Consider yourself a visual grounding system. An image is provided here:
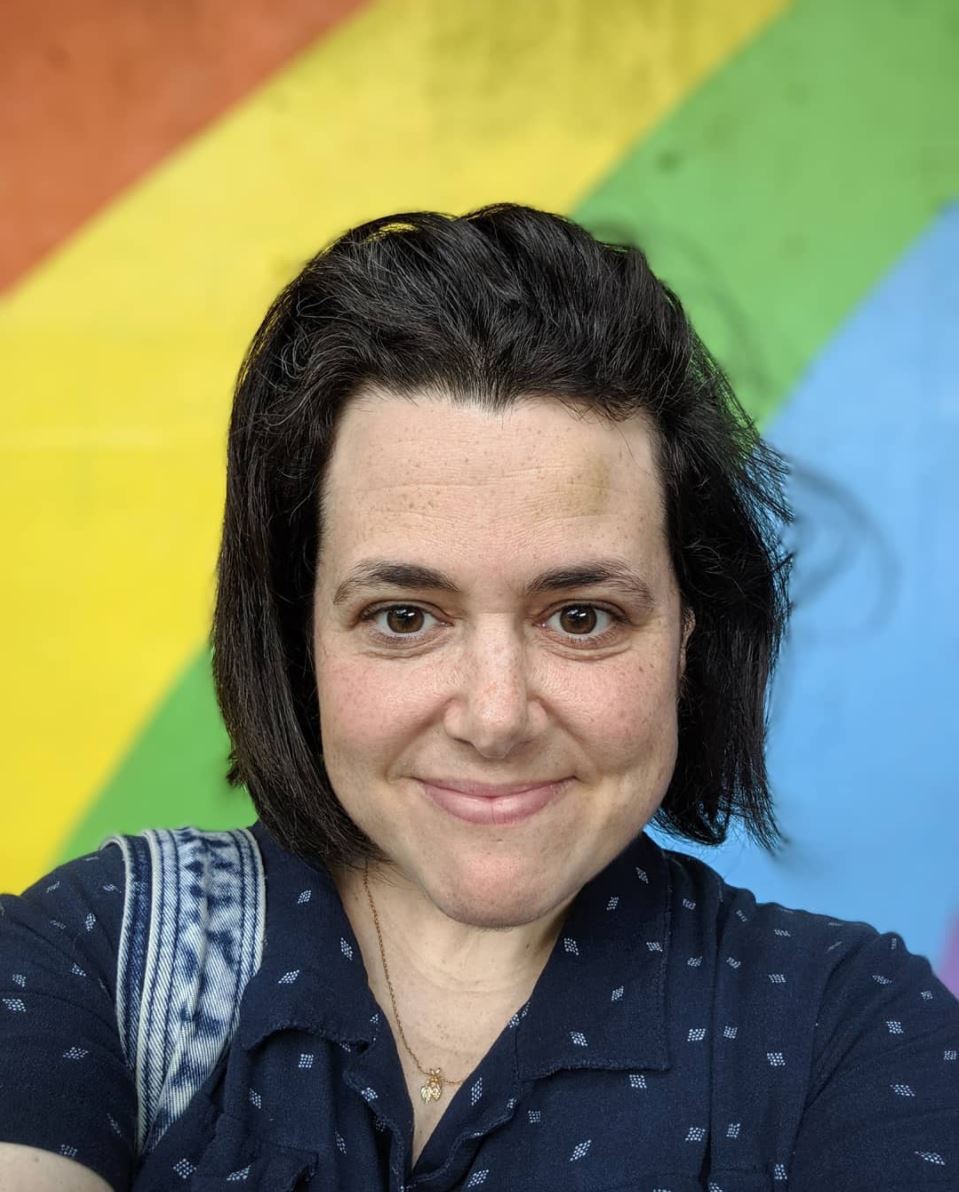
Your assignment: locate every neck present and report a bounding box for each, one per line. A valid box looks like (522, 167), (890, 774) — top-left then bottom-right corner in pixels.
(331, 859), (574, 999)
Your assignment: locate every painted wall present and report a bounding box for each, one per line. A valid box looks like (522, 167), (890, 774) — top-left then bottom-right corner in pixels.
(2, 0), (956, 989)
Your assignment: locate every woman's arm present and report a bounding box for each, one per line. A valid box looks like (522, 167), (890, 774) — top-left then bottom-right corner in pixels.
(0, 1143), (114, 1192)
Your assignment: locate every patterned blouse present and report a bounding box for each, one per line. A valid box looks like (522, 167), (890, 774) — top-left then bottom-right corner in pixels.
(1, 819), (957, 1191)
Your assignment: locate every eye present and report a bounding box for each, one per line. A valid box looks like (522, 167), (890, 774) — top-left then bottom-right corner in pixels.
(545, 604), (625, 645)
(359, 604), (439, 640)
(358, 603), (627, 648)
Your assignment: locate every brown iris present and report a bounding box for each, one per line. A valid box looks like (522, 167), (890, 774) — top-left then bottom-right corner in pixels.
(384, 606), (425, 634)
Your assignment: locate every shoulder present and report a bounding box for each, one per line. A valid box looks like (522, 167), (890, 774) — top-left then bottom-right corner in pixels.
(659, 846), (959, 1182)
(1, 836), (129, 1001)
(661, 842), (914, 979)
(0, 840), (139, 1190)
(661, 844), (959, 1088)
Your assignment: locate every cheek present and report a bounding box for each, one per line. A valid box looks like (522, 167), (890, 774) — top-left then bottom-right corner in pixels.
(315, 652), (427, 762)
(564, 650), (681, 773)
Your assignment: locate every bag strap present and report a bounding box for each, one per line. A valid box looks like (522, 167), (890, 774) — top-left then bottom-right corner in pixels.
(103, 826), (266, 1157)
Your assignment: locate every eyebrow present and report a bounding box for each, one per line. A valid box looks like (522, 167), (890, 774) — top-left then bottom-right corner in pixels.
(331, 557), (656, 608)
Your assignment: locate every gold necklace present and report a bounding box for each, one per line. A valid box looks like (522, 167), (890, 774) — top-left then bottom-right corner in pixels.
(362, 860), (466, 1104)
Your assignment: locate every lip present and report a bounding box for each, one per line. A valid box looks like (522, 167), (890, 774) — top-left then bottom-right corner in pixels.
(416, 778), (573, 826)
(418, 777), (570, 797)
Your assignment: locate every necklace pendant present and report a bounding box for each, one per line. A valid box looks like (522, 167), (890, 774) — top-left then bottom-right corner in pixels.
(420, 1068), (444, 1103)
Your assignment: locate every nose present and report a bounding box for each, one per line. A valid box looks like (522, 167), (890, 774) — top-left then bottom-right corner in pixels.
(442, 621), (540, 759)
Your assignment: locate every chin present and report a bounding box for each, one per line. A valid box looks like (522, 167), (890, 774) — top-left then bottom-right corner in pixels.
(425, 857), (568, 929)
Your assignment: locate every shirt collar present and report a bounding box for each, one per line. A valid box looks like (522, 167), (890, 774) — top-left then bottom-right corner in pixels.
(238, 820), (379, 1050)
(238, 820), (672, 1076)
(513, 828), (671, 1078)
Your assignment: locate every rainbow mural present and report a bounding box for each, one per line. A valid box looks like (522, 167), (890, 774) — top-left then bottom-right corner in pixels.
(2, 0), (957, 991)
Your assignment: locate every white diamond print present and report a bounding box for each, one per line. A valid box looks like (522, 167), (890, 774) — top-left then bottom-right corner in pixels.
(570, 1030), (588, 1046)
(767, 1051), (785, 1067)
(569, 1140), (591, 1161)
(297, 889), (312, 904)
(686, 1125), (706, 1142)
(606, 895), (620, 910)
(563, 937), (579, 955)
(611, 985), (624, 1002)
(687, 1027), (706, 1042)
(628, 1073), (646, 1089)
(277, 969), (300, 984)
(340, 938), (354, 960)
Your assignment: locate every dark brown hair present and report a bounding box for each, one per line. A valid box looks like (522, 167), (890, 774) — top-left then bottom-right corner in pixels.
(211, 202), (793, 870)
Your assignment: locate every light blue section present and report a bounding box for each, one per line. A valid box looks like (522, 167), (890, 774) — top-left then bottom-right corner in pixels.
(654, 205), (959, 969)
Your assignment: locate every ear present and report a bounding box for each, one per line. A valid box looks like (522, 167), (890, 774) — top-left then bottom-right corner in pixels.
(679, 606), (695, 678)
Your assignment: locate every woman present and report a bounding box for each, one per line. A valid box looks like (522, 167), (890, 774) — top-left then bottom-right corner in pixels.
(2, 203), (957, 1191)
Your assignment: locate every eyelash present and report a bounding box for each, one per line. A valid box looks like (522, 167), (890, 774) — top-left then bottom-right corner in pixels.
(357, 603), (628, 650)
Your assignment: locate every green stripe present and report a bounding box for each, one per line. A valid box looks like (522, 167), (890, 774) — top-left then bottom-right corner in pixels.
(574, 0), (959, 425)
(59, 0), (959, 859)
(57, 652), (253, 860)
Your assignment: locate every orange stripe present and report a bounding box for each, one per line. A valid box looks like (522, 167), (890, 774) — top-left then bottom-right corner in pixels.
(0, 0), (369, 294)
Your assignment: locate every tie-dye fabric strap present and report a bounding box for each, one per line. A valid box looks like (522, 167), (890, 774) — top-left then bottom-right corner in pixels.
(104, 826), (265, 1157)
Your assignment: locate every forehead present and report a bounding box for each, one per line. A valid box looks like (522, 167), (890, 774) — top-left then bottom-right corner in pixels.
(320, 392), (666, 566)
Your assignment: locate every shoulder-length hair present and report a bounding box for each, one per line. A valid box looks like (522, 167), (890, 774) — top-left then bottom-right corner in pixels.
(211, 202), (793, 870)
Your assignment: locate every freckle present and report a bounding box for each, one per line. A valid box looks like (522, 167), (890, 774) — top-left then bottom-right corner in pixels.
(562, 458), (611, 518)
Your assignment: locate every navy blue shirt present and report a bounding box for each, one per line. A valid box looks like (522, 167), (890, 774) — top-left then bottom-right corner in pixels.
(2, 819), (958, 1190)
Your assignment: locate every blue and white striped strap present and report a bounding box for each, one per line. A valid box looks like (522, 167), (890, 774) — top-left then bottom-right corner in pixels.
(103, 826), (265, 1156)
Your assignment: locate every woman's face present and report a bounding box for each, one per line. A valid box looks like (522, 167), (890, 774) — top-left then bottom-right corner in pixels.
(312, 391), (692, 929)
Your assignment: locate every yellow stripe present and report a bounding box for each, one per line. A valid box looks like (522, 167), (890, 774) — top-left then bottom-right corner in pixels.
(0, 0), (787, 891)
